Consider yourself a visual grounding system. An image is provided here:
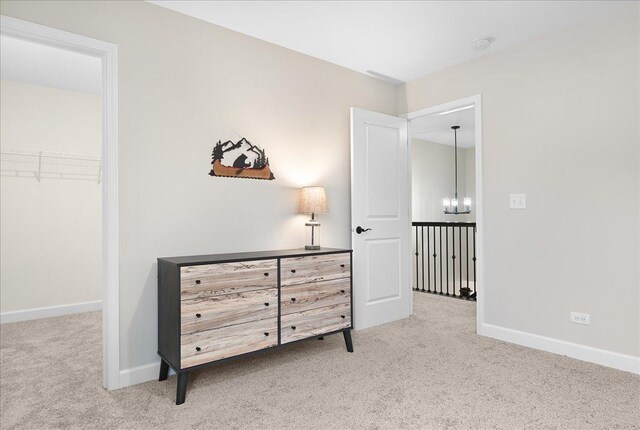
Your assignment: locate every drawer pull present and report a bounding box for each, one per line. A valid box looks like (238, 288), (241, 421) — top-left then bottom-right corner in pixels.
(195, 313), (201, 318)
(264, 272), (269, 277)
(195, 280), (201, 285)
(291, 298), (296, 302)
(264, 302), (270, 307)
(340, 289), (346, 293)
(291, 326), (296, 330)
(291, 269), (296, 273)
(341, 315), (346, 319)
(264, 332), (270, 336)
(340, 264), (345, 268)
(195, 347), (201, 352)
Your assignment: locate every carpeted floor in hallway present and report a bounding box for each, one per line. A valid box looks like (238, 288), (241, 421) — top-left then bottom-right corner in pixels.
(1, 292), (638, 429)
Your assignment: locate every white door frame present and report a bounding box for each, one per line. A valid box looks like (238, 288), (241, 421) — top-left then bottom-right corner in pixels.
(1, 15), (120, 390)
(403, 94), (484, 334)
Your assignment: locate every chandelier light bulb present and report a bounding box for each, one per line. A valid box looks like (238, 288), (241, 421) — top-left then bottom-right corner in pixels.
(463, 197), (471, 207)
(452, 199), (458, 208)
(443, 198), (451, 208)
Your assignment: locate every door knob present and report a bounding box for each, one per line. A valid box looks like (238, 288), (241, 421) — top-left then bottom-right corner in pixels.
(355, 226), (371, 234)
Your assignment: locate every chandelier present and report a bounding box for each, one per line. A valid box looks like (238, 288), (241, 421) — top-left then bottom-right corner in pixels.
(442, 125), (471, 215)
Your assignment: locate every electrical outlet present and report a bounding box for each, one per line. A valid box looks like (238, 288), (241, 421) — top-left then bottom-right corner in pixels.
(510, 194), (526, 209)
(570, 312), (590, 325)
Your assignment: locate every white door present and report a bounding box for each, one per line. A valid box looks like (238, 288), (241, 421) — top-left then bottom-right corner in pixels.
(350, 108), (411, 330)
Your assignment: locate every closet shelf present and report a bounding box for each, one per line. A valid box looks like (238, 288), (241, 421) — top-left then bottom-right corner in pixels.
(0, 149), (102, 183)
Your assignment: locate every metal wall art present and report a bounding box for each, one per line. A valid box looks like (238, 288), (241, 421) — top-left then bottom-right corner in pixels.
(209, 137), (275, 180)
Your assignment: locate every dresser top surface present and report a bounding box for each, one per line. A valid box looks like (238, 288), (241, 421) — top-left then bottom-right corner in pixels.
(158, 248), (352, 266)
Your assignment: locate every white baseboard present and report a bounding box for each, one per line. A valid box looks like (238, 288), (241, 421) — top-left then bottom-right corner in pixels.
(479, 322), (640, 375)
(117, 325), (639, 389)
(0, 300), (102, 324)
(119, 360), (175, 388)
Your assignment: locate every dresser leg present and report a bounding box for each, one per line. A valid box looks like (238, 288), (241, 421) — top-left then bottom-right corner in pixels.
(159, 359), (169, 381)
(343, 329), (354, 353)
(176, 372), (189, 405)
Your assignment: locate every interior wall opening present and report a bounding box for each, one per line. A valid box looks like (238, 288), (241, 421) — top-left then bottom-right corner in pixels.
(409, 104), (478, 301)
(0, 34), (104, 369)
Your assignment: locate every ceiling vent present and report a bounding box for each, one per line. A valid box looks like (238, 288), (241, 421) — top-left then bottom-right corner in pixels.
(366, 70), (405, 86)
(472, 36), (495, 51)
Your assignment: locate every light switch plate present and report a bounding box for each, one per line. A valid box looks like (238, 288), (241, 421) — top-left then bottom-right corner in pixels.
(510, 194), (526, 209)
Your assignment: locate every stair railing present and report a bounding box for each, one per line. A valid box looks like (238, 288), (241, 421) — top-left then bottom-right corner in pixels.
(412, 221), (477, 300)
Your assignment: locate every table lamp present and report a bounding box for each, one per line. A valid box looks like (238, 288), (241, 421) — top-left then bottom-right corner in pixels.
(298, 186), (328, 250)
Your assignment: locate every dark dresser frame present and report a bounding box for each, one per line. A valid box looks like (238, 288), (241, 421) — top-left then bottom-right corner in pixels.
(158, 248), (353, 404)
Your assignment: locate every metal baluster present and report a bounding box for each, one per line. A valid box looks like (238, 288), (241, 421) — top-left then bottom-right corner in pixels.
(466, 226), (470, 296)
(459, 226), (463, 299)
(451, 227), (456, 297)
(446, 226), (449, 296)
(432, 226), (437, 294)
(473, 226), (477, 300)
(421, 226), (425, 292)
(414, 227), (419, 291)
(439, 226), (443, 294)
(426, 226), (430, 292)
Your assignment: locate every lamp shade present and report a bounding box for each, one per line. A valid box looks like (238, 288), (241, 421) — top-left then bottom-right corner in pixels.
(298, 186), (328, 214)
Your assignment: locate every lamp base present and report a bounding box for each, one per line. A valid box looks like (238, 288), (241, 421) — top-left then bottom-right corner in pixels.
(305, 245), (321, 250)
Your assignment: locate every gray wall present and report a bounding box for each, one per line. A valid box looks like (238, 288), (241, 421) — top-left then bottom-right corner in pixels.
(400, 5), (639, 358)
(0, 1), (397, 372)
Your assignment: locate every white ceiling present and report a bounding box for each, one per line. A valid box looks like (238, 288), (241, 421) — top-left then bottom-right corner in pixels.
(0, 35), (102, 95)
(149, 1), (622, 82)
(412, 107), (475, 148)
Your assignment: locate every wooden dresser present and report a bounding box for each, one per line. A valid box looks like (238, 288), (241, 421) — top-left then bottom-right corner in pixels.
(157, 248), (353, 404)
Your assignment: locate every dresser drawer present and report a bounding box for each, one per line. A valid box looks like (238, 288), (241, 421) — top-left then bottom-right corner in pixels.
(280, 253), (350, 286)
(181, 317), (277, 368)
(280, 303), (351, 344)
(181, 288), (277, 335)
(280, 278), (350, 316)
(180, 260), (277, 300)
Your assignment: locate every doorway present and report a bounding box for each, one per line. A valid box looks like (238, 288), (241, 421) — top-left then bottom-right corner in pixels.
(350, 95), (483, 333)
(0, 16), (119, 390)
(410, 104), (477, 298)
(406, 95), (484, 332)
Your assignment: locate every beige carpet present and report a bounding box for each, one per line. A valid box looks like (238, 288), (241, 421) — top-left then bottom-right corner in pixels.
(1, 292), (638, 429)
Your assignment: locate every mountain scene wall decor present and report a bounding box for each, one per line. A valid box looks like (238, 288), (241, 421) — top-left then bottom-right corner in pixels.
(209, 138), (275, 180)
